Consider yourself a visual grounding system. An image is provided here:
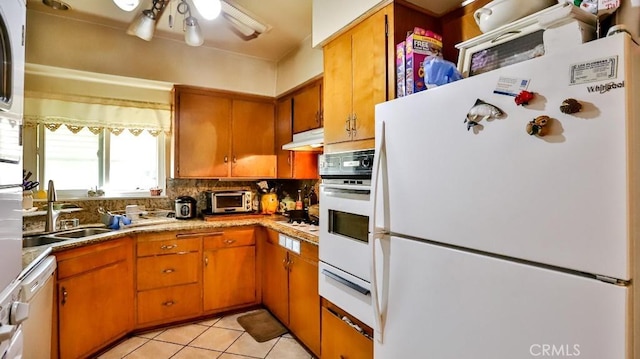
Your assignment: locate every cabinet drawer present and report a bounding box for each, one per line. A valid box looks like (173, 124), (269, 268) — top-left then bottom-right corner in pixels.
(57, 237), (132, 280)
(321, 306), (373, 359)
(137, 283), (201, 325)
(204, 228), (255, 250)
(137, 236), (200, 257)
(137, 252), (200, 291)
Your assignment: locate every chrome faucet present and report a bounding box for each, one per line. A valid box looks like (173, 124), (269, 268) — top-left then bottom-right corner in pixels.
(44, 180), (59, 232)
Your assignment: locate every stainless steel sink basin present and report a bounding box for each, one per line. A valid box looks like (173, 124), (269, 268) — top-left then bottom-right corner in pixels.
(50, 228), (112, 239)
(23, 235), (69, 248)
(23, 228), (113, 248)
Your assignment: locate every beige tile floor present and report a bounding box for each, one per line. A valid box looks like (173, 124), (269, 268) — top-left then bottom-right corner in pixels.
(98, 310), (315, 359)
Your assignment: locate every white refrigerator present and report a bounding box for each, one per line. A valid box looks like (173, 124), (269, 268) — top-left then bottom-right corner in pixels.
(371, 33), (638, 359)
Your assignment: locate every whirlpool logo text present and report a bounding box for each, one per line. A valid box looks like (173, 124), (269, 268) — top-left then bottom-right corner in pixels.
(587, 81), (625, 94)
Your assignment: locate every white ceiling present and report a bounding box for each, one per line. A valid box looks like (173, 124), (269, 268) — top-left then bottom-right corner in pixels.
(26, 0), (467, 62)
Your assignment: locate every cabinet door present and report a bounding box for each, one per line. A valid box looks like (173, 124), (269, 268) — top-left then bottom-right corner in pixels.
(203, 245), (257, 311)
(276, 97), (293, 179)
(321, 307), (373, 359)
(276, 98), (319, 179)
(231, 99), (276, 177)
(174, 90), (231, 178)
(261, 233), (290, 325)
(323, 32), (354, 145)
(58, 260), (133, 359)
(351, 7), (388, 142)
(289, 253), (320, 357)
(292, 82), (322, 133)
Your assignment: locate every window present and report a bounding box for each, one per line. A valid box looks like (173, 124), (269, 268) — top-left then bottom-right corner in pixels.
(28, 124), (166, 198)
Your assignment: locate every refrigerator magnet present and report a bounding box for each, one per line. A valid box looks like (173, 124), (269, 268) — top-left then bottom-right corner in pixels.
(560, 98), (582, 114)
(526, 116), (551, 137)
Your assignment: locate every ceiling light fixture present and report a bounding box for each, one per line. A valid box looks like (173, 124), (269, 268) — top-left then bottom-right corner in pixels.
(177, 0), (204, 46)
(192, 0), (222, 20)
(42, 0), (70, 11)
(123, 0), (269, 45)
(113, 0), (140, 12)
(126, 0), (168, 41)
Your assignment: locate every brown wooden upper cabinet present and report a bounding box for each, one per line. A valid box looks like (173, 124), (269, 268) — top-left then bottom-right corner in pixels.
(292, 80), (322, 134)
(323, 1), (439, 153)
(173, 86), (276, 179)
(275, 79), (321, 179)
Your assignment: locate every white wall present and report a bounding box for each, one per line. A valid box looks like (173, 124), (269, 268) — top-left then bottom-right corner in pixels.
(275, 35), (323, 95)
(312, 0), (386, 47)
(26, 10), (277, 97)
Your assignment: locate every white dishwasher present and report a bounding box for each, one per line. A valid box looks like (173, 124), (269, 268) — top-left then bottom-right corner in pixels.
(20, 256), (56, 359)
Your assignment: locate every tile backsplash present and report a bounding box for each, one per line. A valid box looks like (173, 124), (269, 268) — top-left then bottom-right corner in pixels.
(24, 178), (319, 232)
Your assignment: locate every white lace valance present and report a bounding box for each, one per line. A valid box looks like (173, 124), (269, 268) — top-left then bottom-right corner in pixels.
(24, 92), (172, 135)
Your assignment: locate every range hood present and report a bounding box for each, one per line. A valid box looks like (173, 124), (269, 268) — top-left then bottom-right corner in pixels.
(282, 128), (324, 151)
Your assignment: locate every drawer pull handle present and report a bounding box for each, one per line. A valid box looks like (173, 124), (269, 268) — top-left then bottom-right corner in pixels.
(204, 256), (209, 266)
(160, 244), (177, 250)
(163, 300), (175, 307)
(223, 239), (236, 245)
(162, 268), (175, 274)
(322, 269), (370, 295)
(61, 287), (68, 305)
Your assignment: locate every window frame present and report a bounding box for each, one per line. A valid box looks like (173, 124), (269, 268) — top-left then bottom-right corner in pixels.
(24, 124), (167, 199)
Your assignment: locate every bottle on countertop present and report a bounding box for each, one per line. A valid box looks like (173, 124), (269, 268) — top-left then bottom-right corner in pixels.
(295, 189), (303, 210)
(308, 187), (318, 205)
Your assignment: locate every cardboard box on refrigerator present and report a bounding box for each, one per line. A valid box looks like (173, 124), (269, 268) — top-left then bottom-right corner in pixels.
(405, 28), (442, 95)
(396, 41), (406, 97)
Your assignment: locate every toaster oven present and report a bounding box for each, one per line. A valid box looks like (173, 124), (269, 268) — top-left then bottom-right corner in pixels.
(205, 190), (253, 214)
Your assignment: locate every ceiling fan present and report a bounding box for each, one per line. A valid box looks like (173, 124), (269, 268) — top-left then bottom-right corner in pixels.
(114, 0), (270, 46)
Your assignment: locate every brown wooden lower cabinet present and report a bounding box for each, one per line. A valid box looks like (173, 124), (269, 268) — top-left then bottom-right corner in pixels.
(321, 305), (373, 359)
(56, 237), (134, 359)
(135, 232), (203, 327)
(52, 226), (320, 358)
(137, 283), (202, 324)
(261, 228), (320, 356)
(203, 227), (258, 312)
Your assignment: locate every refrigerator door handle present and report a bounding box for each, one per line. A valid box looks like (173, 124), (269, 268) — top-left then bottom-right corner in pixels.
(321, 269), (371, 295)
(371, 120), (388, 343)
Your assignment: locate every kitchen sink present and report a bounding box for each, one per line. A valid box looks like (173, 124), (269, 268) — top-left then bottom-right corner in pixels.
(22, 235), (69, 248)
(50, 228), (112, 239)
(23, 228), (113, 248)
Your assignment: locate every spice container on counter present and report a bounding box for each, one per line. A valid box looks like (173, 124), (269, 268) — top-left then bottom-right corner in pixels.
(295, 189), (303, 210)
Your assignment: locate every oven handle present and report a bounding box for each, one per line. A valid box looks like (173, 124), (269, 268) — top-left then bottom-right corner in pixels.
(321, 185), (371, 196)
(321, 269), (371, 295)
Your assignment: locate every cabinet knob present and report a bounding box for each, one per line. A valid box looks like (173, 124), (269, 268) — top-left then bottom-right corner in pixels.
(162, 268), (175, 274)
(233, 156), (237, 164)
(61, 287), (68, 305)
(204, 256), (209, 266)
(162, 300), (175, 307)
(160, 244), (177, 250)
(282, 257), (288, 269)
(223, 239), (236, 245)
(224, 156), (228, 163)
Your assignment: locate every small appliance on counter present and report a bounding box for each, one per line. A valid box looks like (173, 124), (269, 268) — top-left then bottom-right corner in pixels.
(204, 190), (253, 214)
(175, 196), (197, 219)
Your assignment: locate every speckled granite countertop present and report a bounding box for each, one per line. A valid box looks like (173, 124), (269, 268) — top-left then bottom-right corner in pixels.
(22, 215), (318, 271)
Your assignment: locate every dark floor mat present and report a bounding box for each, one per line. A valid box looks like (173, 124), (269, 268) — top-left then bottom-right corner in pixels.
(237, 309), (288, 343)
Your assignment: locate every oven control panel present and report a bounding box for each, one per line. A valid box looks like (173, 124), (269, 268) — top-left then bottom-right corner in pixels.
(319, 149), (374, 179)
